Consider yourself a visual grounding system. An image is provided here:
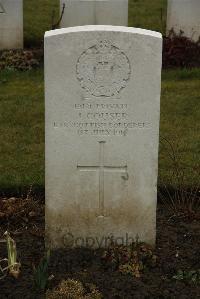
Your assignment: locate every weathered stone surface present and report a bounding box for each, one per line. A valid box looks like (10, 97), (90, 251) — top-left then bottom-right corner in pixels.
(0, 0), (23, 49)
(167, 0), (200, 41)
(45, 26), (162, 248)
(60, 0), (128, 27)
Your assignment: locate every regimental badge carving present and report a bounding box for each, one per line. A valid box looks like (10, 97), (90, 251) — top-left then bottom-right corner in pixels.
(76, 40), (131, 98)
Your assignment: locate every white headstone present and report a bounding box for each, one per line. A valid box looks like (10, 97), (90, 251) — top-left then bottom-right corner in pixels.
(60, 0), (128, 27)
(45, 26), (162, 249)
(167, 0), (200, 41)
(0, 0), (23, 50)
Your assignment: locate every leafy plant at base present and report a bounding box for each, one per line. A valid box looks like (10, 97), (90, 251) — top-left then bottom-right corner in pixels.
(0, 231), (21, 279)
(163, 30), (200, 69)
(33, 249), (51, 290)
(101, 240), (156, 278)
(46, 279), (102, 299)
(0, 49), (40, 71)
(173, 269), (200, 285)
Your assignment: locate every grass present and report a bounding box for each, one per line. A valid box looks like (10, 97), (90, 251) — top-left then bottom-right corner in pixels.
(129, 0), (167, 35)
(24, 0), (59, 47)
(0, 70), (44, 195)
(159, 68), (200, 187)
(0, 68), (199, 194)
(23, 0), (167, 47)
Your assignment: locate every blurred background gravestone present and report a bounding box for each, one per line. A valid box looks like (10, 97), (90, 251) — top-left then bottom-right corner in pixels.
(60, 0), (128, 27)
(166, 0), (200, 41)
(0, 0), (23, 49)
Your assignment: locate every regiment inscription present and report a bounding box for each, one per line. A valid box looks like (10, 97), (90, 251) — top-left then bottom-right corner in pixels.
(53, 102), (150, 136)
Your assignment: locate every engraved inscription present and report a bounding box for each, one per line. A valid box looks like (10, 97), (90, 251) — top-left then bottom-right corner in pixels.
(76, 40), (131, 98)
(0, 2), (5, 13)
(77, 141), (128, 216)
(53, 102), (150, 136)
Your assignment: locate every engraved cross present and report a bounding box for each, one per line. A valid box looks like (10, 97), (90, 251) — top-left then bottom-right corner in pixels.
(77, 141), (128, 217)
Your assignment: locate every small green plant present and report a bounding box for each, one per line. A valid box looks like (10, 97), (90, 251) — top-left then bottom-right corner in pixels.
(101, 240), (156, 278)
(33, 249), (51, 290)
(0, 231), (21, 279)
(159, 137), (200, 219)
(173, 269), (200, 285)
(51, 3), (65, 30)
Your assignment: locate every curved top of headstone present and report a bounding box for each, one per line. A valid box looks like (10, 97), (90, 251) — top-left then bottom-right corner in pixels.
(45, 25), (162, 39)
